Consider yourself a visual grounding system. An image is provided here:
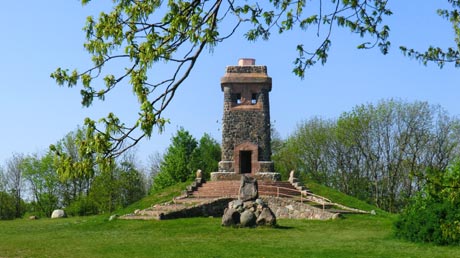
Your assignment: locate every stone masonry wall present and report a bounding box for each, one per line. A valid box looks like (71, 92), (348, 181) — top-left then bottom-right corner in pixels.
(221, 108), (271, 162)
(261, 197), (340, 220)
(226, 65), (267, 74)
(164, 197), (338, 220)
(221, 85), (271, 163)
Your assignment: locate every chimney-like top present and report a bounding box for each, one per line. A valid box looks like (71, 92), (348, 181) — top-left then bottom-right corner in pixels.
(238, 58), (256, 66)
(224, 58), (267, 75)
(221, 58), (271, 88)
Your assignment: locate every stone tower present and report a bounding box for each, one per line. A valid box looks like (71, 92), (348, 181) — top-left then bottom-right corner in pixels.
(211, 58), (280, 181)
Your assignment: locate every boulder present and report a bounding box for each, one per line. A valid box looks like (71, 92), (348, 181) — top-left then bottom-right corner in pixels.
(51, 209), (66, 219)
(239, 175), (258, 201)
(240, 210), (256, 227)
(256, 207), (277, 226)
(222, 208), (240, 226)
(229, 200), (244, 211)
(255, 198), (265, 207)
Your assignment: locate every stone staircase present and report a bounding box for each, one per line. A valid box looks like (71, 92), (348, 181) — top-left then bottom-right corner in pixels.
(188, 180), (306, 199)
(120, 177), (371, 221)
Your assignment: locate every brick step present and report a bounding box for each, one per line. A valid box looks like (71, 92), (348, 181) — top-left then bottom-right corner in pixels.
(189, 180), (303, 199)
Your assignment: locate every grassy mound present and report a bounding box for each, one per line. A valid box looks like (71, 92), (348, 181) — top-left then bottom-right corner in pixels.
(306, 181), (388, 216)
(1, 182), (459, 257)
(115, 181), (190, 216)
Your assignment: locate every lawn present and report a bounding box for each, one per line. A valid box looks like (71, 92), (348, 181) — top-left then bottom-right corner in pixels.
(1, 183), (459, 258)
(1, 214), (460, 258)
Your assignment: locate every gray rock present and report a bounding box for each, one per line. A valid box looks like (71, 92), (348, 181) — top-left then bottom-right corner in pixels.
(230, 200), (243, 210)
(255, 198), (265, 206)
(222, 208), (240, 226)
(51, 209), (66, 219)
(256, 207), (276, 226)
(243, 201), (255, 210)
(109, 214), (119, 221)
(240, 210), (256, 227)
(239, 175), (258, 201)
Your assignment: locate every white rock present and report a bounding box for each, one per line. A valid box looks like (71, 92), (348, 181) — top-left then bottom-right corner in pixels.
(51, 209), (66, 219)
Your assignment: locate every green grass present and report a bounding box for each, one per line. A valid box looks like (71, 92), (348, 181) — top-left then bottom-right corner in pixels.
(1, 183), (459, 258)
(305, 181), (389, 216)
(115, 181), (190, 215)
(1, 215), (459, 258)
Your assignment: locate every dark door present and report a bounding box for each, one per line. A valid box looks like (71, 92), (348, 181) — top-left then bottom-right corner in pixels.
(240, 151), (252, 174)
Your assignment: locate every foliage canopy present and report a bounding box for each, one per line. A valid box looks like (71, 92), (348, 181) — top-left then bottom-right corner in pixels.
(152, 128), (220, 190)
(50, 0), (394, 169)
(273, 99), (460, 212)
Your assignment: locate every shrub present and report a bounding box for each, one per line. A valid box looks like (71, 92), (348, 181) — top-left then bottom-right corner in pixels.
(65, 196), (99, 216)
(395, 161), (460, 245)
(0, 191), (16, 220)
(395, 196), (460, 245)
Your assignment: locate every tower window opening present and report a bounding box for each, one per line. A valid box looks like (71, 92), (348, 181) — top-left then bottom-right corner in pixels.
(251, 93), (257, 104)
(236, 93), (242, 104)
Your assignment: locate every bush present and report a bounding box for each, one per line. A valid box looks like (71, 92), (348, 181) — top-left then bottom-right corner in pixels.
(395, 161), (460, 245)
(65, 196), (99, 216)
(395, 196), (460, 245)
(0, 191), (16, 220)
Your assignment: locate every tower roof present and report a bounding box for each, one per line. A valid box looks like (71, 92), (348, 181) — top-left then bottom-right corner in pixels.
(221, 58), (272, 90)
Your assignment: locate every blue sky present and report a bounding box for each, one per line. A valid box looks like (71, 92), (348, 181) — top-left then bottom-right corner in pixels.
(1, 1), (459, 166)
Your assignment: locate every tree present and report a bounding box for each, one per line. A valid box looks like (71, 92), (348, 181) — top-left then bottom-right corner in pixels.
(118, 160), (147, 207)
(0, 166), (5, 192)
(0, 192), (16, 220)
(82, 149), (147, 214)
(0, 166), (16, 220)
(4, 153), (26, 218)
(22, 153), (62, 218)
(273, 99), (460, 212)
(152, 129), (220, 190)
(153, 128), (198, 190)
(190, 133), (221, 180)
(50, 0), (392, 169)
(146, 151), (163, 192)
(273, 117), (337, 182)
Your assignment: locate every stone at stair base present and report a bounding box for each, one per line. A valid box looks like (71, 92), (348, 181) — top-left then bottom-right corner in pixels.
(221, 199), (277, 227)
(120, 198), (234, 220)
(262, 197), (340, 220)
(210, 172), (281, 182)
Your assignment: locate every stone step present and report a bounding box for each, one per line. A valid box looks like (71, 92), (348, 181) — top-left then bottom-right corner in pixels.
(189, 180), (304, 199)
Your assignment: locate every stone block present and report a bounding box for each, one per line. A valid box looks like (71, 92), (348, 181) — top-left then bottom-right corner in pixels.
(239, 175), (258, 201)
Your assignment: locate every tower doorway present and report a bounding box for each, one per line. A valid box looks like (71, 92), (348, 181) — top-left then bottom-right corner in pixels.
(240, 151), (252, 174)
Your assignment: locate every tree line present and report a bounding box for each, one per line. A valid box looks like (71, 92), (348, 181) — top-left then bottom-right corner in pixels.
(273, 99), (460, 212)
(0, 147), (147, 219)
(0, 127), (221, 220)
(1, 99), (459, 226)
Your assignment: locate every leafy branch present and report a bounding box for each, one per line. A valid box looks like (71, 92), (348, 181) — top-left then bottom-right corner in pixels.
(51, 0), (392, 177)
